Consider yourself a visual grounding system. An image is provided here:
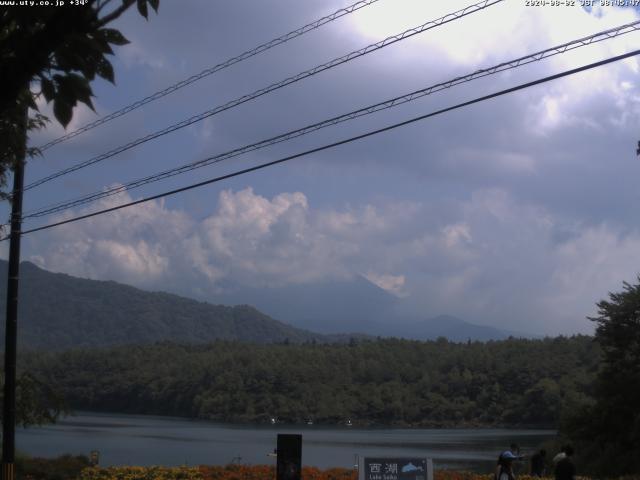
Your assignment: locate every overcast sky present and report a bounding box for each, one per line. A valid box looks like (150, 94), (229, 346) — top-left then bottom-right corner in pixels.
(6, 0), (640, 335)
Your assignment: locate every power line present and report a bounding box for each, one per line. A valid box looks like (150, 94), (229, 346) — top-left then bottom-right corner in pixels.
(12, 48), (640, 240)
(22, 0), (504, 193)
(35, 0), (382, 152)
(22, 19), (640, 219)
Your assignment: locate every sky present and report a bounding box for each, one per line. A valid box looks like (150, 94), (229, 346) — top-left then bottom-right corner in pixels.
(5, 0), (640, 336)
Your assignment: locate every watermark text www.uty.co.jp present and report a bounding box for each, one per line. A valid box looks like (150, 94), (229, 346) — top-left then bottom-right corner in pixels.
(0, 0), (87, 6)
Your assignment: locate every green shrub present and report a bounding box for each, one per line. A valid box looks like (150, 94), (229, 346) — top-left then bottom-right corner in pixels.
(16, 453), (91, 480)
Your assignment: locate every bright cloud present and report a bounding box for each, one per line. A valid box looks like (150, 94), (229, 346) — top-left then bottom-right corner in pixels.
(22, 186), (640, 336)
(9, 0), (640, 339)
(364, 271), (407, 297)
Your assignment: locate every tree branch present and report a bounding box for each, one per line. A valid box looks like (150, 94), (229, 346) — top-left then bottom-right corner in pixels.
(96, 0), (136, 28)
(96, 0), (117, 16)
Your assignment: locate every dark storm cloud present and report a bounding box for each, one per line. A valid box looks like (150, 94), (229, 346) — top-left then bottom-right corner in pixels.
(15, 1), (640, 336)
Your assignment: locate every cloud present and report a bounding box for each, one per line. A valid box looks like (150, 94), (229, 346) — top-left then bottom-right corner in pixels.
(543, 223), (640, 328)
(22, 185), (640, 336)
(26, 187), (367, 292)
(442, 222), (472, 248)
(410, 189), (640, 334)
(364, 272), (408, 297)
(27, 188), (192, 287)
(195, 187), (346, 287)
(116, 40), (167, 71)
(13, 1), (640, 339)
(24, 187), (425, 295)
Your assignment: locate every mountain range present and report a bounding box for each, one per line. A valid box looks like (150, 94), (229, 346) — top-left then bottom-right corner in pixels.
(209, 275), (523, 341)
(0, 261), (327, 349)
(0, 260), (526, 350)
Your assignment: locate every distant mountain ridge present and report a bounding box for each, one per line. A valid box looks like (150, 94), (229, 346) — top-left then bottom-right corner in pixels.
(209, 274), (398, 334)
(210, 277), (532, 341)
(0, 261), (333, 350)
(402, 314), (515, 342)
(0, 260), (529, 350)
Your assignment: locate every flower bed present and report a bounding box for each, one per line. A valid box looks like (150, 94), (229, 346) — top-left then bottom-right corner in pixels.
(79, 465), (203, 480)
(77, 465), (619, 480)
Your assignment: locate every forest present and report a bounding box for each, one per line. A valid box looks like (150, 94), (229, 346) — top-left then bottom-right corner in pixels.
(20, 335), (598, 428)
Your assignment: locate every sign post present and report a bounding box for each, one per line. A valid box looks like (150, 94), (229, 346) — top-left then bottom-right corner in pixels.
(358, 457), (433, 480)
(276, 434), (302, 480)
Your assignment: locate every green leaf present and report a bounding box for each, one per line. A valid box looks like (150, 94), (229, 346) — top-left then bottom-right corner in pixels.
(27, 112), (49, 132)
(100, 28), (130, 46)
(56, 73), (96, 113)
(54, 48), (75, 71)
(137, 0), (148, 19)
(53, 98), (73, 128)
(96, 58), (115, 84)
(148, 0), (159, 12)
(40, 77), (55, 102)
(60, 73), (91, 99)
(88, 35), (114, 55)
(81, 95), (95, 112)
(25, 93), (37, 110)
(77, 50), (105, 82)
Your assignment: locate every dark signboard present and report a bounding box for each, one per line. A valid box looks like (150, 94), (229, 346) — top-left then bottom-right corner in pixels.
(277, 434), (302, 480)
(361, 458), (431, 480)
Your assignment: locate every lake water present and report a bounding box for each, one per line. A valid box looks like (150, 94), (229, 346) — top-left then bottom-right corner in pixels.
(17, 412), (555, 472)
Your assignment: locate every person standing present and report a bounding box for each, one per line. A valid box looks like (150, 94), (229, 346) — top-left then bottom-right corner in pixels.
(530, 449), (546, 477)
(554, 445), (576, 480)
(553, 445), (567, 465)
(501, 443), (523, 459)
(496, 451), (518, 480)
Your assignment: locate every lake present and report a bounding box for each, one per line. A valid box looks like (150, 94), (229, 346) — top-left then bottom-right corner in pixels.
(17, 412), (555, 472)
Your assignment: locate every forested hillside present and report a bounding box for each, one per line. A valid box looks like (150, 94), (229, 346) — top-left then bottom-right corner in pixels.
(0, 261), (516, 346)
(0, 261), (330, 348)
(22, 336), (599, 428)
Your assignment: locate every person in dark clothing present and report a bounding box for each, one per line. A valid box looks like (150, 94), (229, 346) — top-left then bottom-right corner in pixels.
(530, 449), (546, 477)
(500, 443), (524, 475)
(554, 445), (576, 480)
(501, 443), (522, 459)
(496, 452), (517, 480)
(553, 445), (568, 465)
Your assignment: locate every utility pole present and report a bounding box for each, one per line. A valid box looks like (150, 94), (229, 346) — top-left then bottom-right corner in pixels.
(2, 106), (27, 480)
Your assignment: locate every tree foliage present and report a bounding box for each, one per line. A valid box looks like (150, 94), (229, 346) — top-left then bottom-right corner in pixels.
(21, 336), (599, 428)
(0, 0), (160, 426)
(0, 372), (67, 427)
(0, 261), (328, 349)
(16, 454), (90, 480)
(0, 0), (159, 196)
(562, 278), (640, 476)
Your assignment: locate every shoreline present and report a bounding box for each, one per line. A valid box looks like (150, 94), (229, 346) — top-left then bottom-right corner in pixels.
(61, 410), (559, 432)
(18, 411), (556, 471)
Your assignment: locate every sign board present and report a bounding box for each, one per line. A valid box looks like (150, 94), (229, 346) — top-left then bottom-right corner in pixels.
(276, 434), (302, 480)
(358, 457), (433, 480)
